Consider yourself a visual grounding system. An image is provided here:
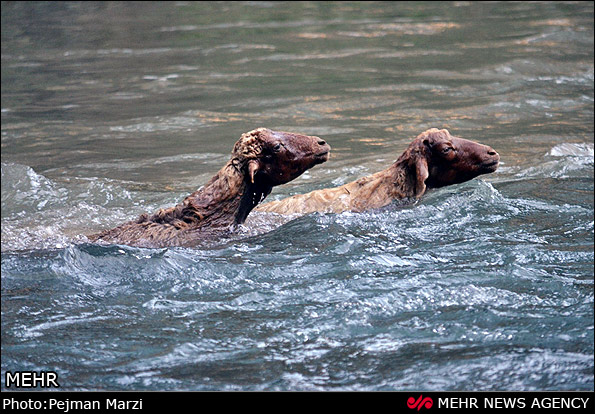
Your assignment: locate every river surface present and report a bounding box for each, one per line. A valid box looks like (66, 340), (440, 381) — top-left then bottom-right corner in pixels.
(1, 2), (593, 391)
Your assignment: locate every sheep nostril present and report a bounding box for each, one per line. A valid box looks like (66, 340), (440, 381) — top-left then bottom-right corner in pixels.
(488, 149), (497, 156)
(317, 139), (327, 146)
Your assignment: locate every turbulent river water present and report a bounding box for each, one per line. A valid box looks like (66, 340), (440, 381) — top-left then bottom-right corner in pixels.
(1, 2), (593, 390)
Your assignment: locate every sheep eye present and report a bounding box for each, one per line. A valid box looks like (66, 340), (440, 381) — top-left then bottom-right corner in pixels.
(442, 146), (453, 154)
(272, 143), (282, 152)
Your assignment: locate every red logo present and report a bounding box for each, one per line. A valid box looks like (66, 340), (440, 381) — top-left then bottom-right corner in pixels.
(407, 395), (433, 410)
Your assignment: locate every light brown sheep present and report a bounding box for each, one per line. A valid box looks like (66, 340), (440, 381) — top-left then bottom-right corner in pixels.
(255, 128), (499, 215)
(89, 128), (330, 247)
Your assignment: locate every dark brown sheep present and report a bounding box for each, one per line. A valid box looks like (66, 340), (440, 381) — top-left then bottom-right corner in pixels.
(90, 128), (330, 247)
(255, 128), (499, 215)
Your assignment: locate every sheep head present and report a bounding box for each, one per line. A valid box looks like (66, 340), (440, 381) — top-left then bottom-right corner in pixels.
(231, 127), (330, 225)
(233, 127), (331, 186)
(407, 128), (500, 197)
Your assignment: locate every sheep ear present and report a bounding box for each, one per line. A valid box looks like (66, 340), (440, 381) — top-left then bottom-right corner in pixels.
(247, 160), (260, 184)
(414, 157), (429, 198)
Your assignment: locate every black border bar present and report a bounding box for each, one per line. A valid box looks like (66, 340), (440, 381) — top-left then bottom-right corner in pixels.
(1, 391), (593, 412)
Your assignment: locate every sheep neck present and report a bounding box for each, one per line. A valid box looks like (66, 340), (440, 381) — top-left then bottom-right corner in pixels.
(179, 158), (271, 229)
(343, 160), (416, 207)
